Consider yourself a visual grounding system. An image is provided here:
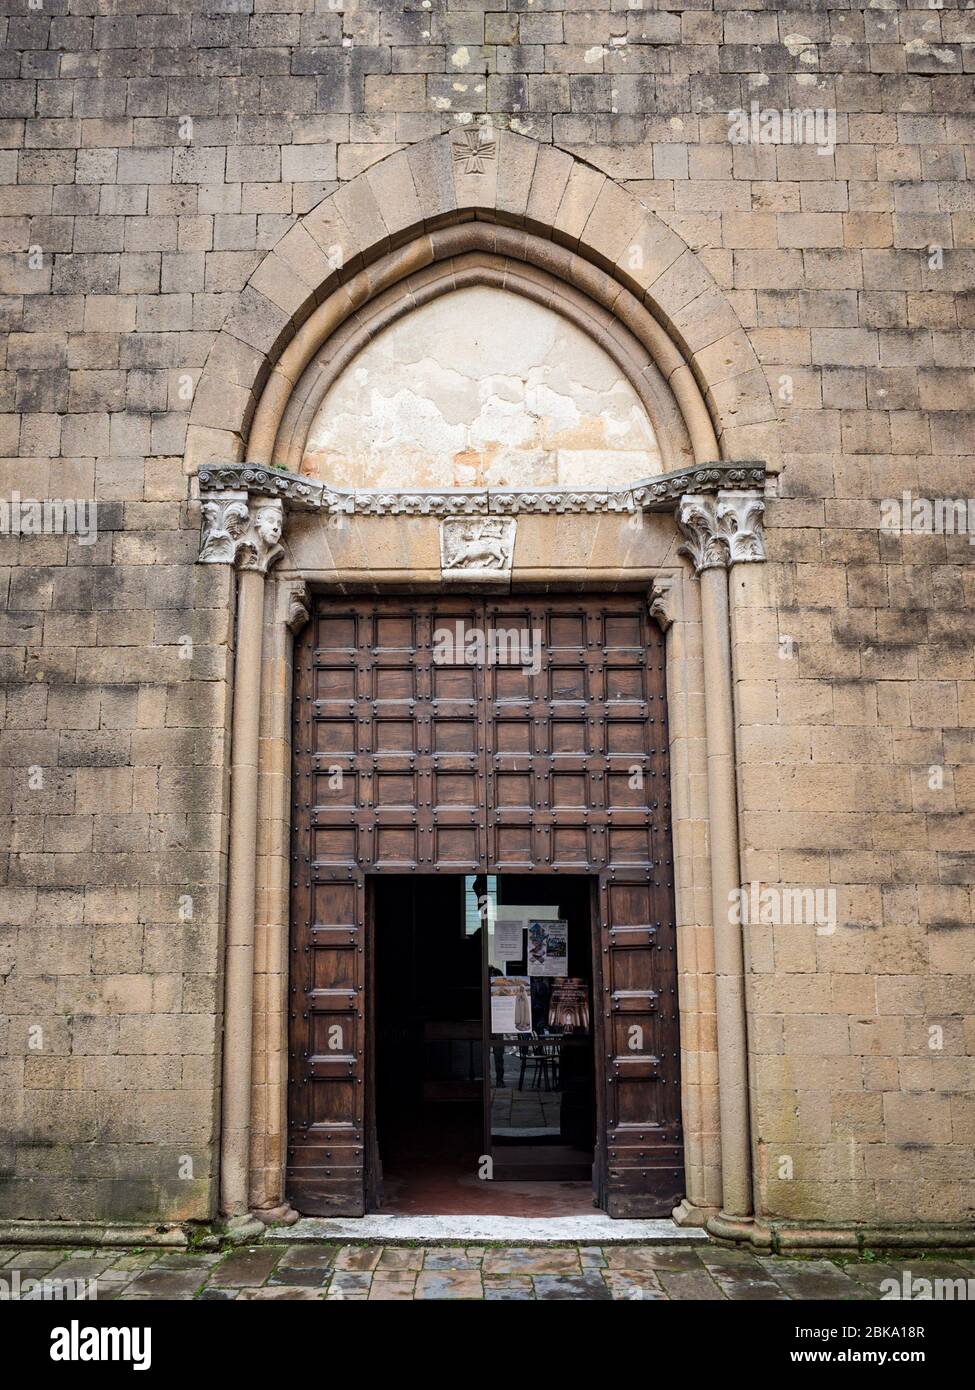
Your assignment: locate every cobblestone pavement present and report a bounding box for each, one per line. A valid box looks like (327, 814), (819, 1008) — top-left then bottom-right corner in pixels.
(2, 1244), (973, 1301)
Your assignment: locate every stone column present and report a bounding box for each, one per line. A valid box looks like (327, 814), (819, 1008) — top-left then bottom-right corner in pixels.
(650, 572), (722, 1223)
(676, 489), (765, 1224)
(251, 578), (311, 1219)
(198, 491), (284, 1220)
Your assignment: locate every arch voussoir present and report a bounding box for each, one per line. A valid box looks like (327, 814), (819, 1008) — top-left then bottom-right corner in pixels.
(186, 131), (778, 478)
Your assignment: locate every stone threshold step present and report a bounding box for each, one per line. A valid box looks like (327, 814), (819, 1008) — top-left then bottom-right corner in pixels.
(269, 1215), (708, 1245)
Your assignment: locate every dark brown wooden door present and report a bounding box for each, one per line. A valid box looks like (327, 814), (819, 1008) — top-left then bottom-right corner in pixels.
(288, 595), (682, 1217)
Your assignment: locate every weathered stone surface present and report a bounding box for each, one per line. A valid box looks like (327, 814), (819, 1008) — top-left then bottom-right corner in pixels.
(0, 1242), (951, 1301)
(1, 4), (971, 1241)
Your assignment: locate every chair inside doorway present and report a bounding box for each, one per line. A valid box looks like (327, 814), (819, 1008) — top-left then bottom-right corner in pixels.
(372, 874), (597, 1216)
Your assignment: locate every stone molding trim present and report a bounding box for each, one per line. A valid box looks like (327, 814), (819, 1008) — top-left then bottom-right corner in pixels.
(198, 491), (285, 574)
(633, 465), (766, 513)
(185, 132), (780, 477)
(196, 461), (768, 535)
(677, 490), (766, 575)
(705, 1213), (975, 1255)
(198, 464), (330, 510)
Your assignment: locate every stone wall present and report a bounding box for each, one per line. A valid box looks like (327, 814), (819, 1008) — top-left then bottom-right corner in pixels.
(0, 1), (972, 1229)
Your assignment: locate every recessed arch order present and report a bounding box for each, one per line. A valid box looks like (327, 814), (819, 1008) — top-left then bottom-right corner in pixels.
(186, 130), (778, 482)
(192, 131), (780, 1247)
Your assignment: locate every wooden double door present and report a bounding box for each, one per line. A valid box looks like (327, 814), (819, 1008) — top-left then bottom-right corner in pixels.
(287, 594), (684, 1217)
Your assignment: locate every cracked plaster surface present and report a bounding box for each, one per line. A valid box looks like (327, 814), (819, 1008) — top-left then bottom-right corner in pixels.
(302, 286), (663, 491)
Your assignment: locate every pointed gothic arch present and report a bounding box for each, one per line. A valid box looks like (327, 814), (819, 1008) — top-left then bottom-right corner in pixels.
(186, 131), (778, 482)
(190, 132), (778, 1243)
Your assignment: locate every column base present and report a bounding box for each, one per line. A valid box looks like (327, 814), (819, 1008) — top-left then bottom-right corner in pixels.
(672, 1198), (719, 1228)
(251, 1202), (300, 1227)
(704, 1213), (975, 1254)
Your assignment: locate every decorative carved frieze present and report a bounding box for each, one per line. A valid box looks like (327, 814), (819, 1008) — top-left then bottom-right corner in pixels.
(677, 490), (766, 574)
(490, 489), (635, 515)
(198, 492), (284, 573)
(196, 461), (766, 519)
(440, 516), (516, 583)
(198, 464), (326, 510)
(631, 464), (766, 512)
(195, 464), (768, 578)
(355, 490), (487, 517)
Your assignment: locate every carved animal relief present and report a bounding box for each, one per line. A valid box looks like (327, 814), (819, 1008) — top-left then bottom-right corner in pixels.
(440, 516), (516, 583)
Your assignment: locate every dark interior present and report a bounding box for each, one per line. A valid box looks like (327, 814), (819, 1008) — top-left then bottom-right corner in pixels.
(374, 876), (484, 1203)
(373, 873), (596, 1214)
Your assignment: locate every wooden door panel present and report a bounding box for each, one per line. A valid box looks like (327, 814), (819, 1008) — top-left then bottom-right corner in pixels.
(288, 593), (682, 1218)
(600, 878), (683, 1215)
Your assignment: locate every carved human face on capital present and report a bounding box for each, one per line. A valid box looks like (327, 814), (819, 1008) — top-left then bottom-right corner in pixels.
(256, 504), (283, 547)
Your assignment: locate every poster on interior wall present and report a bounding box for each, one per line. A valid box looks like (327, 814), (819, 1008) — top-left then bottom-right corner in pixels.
(527, 919), (568, 977)
(494, 918), (524, 964)
(490, 976), (532, 1035)
(489, 905), (558, 971)
(548, 978), (590, 1035)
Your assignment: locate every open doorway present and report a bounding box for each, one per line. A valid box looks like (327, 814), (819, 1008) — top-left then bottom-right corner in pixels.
(373, 876), (484, 1214)
(372, 874), (597, 1215)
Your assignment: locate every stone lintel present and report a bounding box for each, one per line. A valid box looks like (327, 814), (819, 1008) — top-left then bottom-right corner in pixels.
(196, 460), (768, 523)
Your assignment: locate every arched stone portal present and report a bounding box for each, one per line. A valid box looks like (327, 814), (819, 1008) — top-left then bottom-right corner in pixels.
(189, 132), (776, 1240)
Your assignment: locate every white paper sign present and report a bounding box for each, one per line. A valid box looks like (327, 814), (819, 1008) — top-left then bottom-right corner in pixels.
(494, 919), (523, 962)
(491, 994), (518, 1034)
(489, 905), (558, 972)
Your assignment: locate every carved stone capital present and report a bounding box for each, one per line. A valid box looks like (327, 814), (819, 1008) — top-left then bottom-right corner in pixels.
(199, 491), (251, 565)
(199, 492), (284, 574)
(677, 489), (765, 575)
(649, 574), (681, 632)
(238, 497), (284, 573)
(717, 490), (766, 566)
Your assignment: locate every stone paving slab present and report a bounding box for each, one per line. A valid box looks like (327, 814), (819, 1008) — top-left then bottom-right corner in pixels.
(1, 1244), (971, 1302)
(120, 1269), (209, 1300)
(369, 1271), (417, 1300)
(482, 1246), (582, 1275)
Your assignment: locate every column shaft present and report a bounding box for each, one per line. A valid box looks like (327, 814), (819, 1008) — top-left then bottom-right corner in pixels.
(699, 564), (753, 1221)
(220, 567), (266, 1217)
